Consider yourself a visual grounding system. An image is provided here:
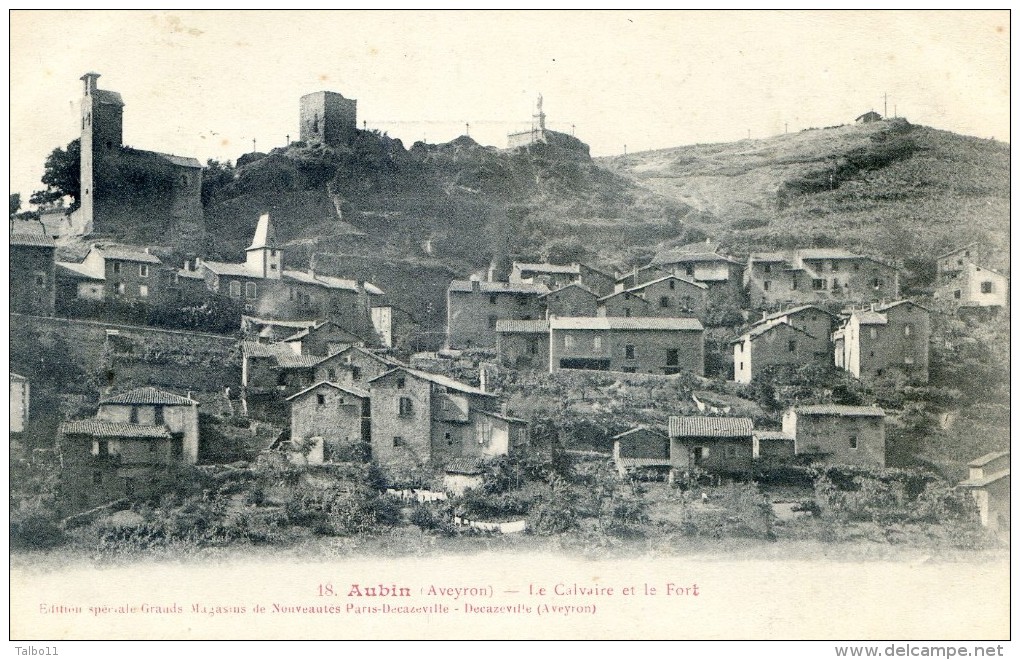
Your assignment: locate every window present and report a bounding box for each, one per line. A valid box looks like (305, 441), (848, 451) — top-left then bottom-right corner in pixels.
(872, 278), (884, 289)
(666, 349), (679, 366)
(622, 366), (637, 373)
(685, 266), (694, 276)
(270, 264), (277, 271)
(399, 397), (413, 416)
(154, 406), (164, 424)
(981, 281), (994, 294)
(788, 340), (796, 352)
(849, 435), (858, 449)
(725, 446), (738, 459)
(812, 279), (825, 290)
(149, 442), (157, 454)
(229, 281), (242, 298)
(242, 282), (256, 299)
(440, 397), (450, 411)
(953, 290), (961, 299)
(518, 294), (528, 306)
(739, 361), (744, 371)
(528, 339), (538, 355)
(791, 277), (798, 291)
(393, 436), (404, 448)
(659, 296), (670, 308)
(270, 249), (278, 257)
(624, 308), (632, 318)
(139, 264), (149, 277)
(831, 278), (839, 289)
(352, 367), (362, 381)
(488, 315), (498, 330)
(831, 262), (839, 272)
(490, 295), (498, 305)
(625, 344), (635, 359)
(669, 280), (676, 290)
(112, 262), (121, 274)
(327, 368), (337, 381)
(564, 335), (576, 350)
(763, 281), (771, 292)
(869, 328), (878, 339)
(35, 272), (46, 286)
(396, 377), (406, 389)
(130, 407), (139, 423)
(317, 394), (326, 405)
(593, 337), (603, 352)
(139, 285), (148, 298)
(762, 264), (772, 274)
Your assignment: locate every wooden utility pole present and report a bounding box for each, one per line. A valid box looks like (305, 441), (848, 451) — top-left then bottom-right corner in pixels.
(252, 138), (256, 152)
(884, 93), (888, 118)
(466, 122), (470, 136)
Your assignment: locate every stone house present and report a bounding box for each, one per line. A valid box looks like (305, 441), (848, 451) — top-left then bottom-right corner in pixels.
(612, 427), (671, 477)
(495, 319), (550, 371)
(56, 244), (162, 305)
(10, 233), (56, 316)
(934, 247), (1008, 308)
(650, 241), (745, 303)
(10, 372), (29, 434)
(369, 367), (518, 470)
(596, 289), (654, 319)
(446, 279), (548, 349)
(549, 317), (704, 375)
(286, 381), (371, 464)
(313, 345), (403, 389)
(833, 300), (930, 384)
(613, 264), (672, 293)
(613, 275), (708, 319)
(282, 320), (367, 357)
(745, 249), (899, 309)
(540, 283), (599, 318)
(782, 404), (886, 467)
(58, 387), (200, 510)
(752, 430), (795, 460)
(731, 320), (820, 384)
(510, 261), (615, 296)
(668, 416), (754, 476)
(199, 214), (383, 342)
(957, 451), (1009, 531)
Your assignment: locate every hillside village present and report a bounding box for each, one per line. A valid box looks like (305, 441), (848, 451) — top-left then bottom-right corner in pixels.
(8, 73), (1010, 556)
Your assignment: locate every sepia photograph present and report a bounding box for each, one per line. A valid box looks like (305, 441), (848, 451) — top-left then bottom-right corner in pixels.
(7, 9), (1011, 648)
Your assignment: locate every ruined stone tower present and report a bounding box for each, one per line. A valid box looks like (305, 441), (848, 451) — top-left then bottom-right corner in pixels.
(78, 72), (124, 233)
(299, 91), (357, 147)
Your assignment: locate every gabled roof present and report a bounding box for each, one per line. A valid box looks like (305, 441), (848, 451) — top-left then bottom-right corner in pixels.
(100, 387), (196, 406)
(749, 252), (789, 263)
(286, 380), (370, 401)
(626, 274), (707, 292)
(10, 233), (56, 248)
(612, 426), (668, 441)
(59, 419), (171, 439)
(550, 317), (703, 331)
(93, 89), (124, 107)
(445, 457), (485, 475)
(247, 213), (278, 250)
(241, 340), (291, 358)
(615, 263), (669, 282)
(597, 289), (654, 304)
(10, 372), (27, 382)
(958, 469), (1009, 489)
(176, 268), (205, 280)
(368, 367), (495, 397)
(539, 282), (599, 299)
(95, 246), (162, 264)
(282, 270), (385, 294)
(276, 353), (323, 369)
(792, 404), (885, 417)
(283, 320), (365, 343)
(854, 310), (888, 326)
(968, 451), (1009, 468)
(652, 250), (741, 266)
(200, 260), (261, 277)
(733, 320), (816, 344)
(56, 262), (105, 281)
(315, 345), (404, 368)
(759, 304), (835, 324)
(668, 416), (753, 438)
(936, 242), (978, 260)
(513, 262), (580, 275)
(448, 280), (550, 295)
(874, 299), (931, 314)
(145, 151), (203, 169)
(494, 319), (550, 333)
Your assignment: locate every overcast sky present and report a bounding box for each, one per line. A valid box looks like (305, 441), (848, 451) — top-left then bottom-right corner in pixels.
(9, 10), (1010, 205)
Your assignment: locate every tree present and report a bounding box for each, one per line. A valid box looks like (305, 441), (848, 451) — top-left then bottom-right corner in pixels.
(201, 159), (235, 207)
(31, 139), (80, 209)
(9, 193), (20, 219)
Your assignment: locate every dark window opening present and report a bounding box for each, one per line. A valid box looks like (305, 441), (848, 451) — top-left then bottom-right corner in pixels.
(666, 349), (679, 366)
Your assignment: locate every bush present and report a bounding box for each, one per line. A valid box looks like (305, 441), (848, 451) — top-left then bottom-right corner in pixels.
(10, 509), (65, 550)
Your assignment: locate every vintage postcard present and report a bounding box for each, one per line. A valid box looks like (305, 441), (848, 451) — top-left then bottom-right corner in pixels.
(8, 9), (1011, 647)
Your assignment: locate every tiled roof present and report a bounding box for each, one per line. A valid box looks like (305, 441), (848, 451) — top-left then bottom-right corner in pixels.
(968, 451), (1009, 467)
(101, 387), (196, 406)
(874, 299), (930, 314)
(56, 262), (105, 281)
(513, 262), (580, 275)
(652, 251), (739, 266)
(10, 233), (55, 248)
(59, 419), (171, 439)
(550, 317), (703, 331)
(612, 426), (668, 440)
(241, 340), (291, 358)
(448, 280), (550, 295)
(855, 311), (888, 326)
(176, 269), (205, 280)
(750, 252), (789, 263)
(597, 289), (652, 304)
(495, 319), (550, 333)
(94, 89), (124, 106)
(97, 246), (162, 264)
(760, 304), (834, 324)
(753, 430), (794, 441)
(668, 416), (753, 438)
(283, 321), (364, 343)
(242, 315), (316, 330)
(282, 270), (384, 294)
(793, 405), (885, 417)
(539, 282), (599, 298)
(614, 264), (668, 282)
(316, 346), (405, 368)
(627, 274), (707, 292)
(737, 320), (815, 343)
(958, 469), (1009, 489)
(369, 367), (495, 397)
(445, 457), (485, 475)
(146, 151), (203, 169)
(286, 380), (370, 401)
(10, 372), (27, 382)
(200, 260), (260, 277)
(276, 354), (322, 369)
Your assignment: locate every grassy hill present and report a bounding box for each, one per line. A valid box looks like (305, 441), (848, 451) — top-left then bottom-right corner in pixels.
(598, 118), (1010, 276)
